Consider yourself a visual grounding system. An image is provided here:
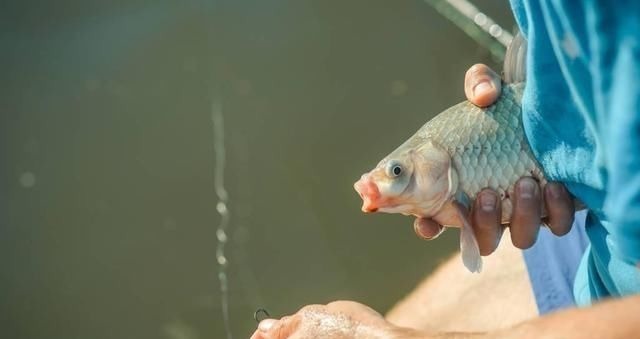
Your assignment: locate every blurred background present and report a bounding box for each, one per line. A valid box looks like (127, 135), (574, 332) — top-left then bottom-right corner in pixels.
(1, 1), (514, 338)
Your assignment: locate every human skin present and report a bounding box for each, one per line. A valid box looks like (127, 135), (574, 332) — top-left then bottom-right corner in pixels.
(250, 255), (640, 339)
(250, 233), (538, 339)
(413, 64), (576, 256)
(251, 292), (640, 339)
(385, 232), (536, 332)
(249, 65), (598, 339)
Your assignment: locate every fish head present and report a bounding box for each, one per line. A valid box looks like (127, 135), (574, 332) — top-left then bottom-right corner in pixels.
(354, 152), (415, 214)
(354, 140), (457, 217)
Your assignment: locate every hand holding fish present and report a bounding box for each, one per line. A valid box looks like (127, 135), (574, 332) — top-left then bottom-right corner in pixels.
(354, 64), (578, 272)
(415, 64), (575, 254)
(250, 64), (588, 339)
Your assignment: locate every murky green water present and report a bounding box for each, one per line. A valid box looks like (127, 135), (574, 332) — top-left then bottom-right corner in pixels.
(1, 1), (513, 338)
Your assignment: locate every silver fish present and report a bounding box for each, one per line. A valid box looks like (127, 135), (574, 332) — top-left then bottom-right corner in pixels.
(354, 83), (549, 273)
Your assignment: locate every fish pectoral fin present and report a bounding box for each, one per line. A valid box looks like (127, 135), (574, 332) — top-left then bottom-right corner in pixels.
(452, 201), (483, 273)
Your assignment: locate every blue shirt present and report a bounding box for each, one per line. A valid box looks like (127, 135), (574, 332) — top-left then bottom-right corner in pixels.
(510, 0), (640, 311)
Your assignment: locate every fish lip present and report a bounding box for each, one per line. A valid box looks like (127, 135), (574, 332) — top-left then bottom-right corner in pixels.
(354, 176), (381, 213)
(361, 202), (379, 213)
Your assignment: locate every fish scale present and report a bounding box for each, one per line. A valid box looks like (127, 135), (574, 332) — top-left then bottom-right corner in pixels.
(420, 82), (546, 221)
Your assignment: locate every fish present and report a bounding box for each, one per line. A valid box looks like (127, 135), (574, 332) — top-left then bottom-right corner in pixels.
(354, 82), (547, 273)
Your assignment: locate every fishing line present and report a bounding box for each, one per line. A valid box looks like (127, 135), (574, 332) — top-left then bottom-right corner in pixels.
(253, 308), (271, 323)
(208, 2), (515, 334)
(212, 95), (233, 339)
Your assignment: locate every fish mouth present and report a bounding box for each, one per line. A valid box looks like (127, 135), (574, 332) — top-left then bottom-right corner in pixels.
(354, 175), (381, 213)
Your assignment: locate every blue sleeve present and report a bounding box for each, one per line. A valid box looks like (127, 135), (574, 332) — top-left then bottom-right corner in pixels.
(510, 0), (640, 306)
(589, 2), (640, 265)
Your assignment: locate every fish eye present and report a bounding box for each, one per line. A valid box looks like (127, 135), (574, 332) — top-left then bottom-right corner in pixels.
(393, 165), (402, 176)
(387, 162), (403, 177)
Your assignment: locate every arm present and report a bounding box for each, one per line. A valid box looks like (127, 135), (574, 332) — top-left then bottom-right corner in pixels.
(386, 232), (537, 333)
(398, 295), (640, 339)
(251, 294), (640, 339)
(250, 64), (582, 339)
(595, 4), (640, 266)
(250, 65), (580, 339)
(494, 295), (640, 339)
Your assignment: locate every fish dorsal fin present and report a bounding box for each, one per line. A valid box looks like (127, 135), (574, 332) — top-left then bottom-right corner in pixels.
(452, 201), (483, 273)
(503, 31), (527, 84)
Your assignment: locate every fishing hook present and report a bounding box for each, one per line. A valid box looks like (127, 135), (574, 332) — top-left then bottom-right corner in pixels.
(254, 308), (271, 323)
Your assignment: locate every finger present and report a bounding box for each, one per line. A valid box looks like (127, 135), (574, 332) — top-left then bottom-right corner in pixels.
(464, 63), (502, 107)
(250, 329), (264, 339)
(413, 217), (444, 240)
(261, 316), (299, 339)
(253, 318), (277, 339)
(510, 177), (542, 249)
(471, 189), (503, 256)
(544, 183), (575, 236)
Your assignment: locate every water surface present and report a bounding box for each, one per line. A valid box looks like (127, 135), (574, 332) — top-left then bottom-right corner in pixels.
(1, 1), (514, 338)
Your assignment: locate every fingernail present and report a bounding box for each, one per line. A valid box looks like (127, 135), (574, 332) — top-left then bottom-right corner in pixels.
(259, 319), (276, 332)
(519, 180), (536, 199)
(414, 219), (444, 240)
(480, 193), (496, 212)
(549, 184), (563, 199)
(473, 80), (493, 97)
(429, 225), (446, 240)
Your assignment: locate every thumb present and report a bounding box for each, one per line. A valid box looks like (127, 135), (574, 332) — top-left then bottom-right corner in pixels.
(464, 63), (502, 108)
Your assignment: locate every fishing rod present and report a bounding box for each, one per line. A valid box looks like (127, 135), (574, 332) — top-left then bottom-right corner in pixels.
(423, 0), (513, 62)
